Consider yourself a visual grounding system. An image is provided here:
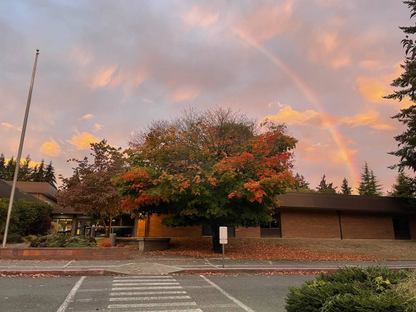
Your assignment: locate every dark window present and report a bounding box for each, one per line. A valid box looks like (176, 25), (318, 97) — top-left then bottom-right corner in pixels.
(393, 217), (411, 240)
(260, 210), (281, 237)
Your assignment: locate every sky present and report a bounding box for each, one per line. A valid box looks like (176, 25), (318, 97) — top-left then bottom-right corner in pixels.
(0, 0), (412, 193)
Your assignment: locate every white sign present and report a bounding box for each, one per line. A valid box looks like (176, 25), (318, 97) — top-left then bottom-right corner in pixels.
(219, 226), (228, 244)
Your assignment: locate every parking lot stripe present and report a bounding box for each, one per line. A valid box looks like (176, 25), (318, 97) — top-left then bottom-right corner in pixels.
(200, 275), (255, 312)
(56, 276), (86, 312)
(108, 301), (197, 309)
(109, 295), (191, 301)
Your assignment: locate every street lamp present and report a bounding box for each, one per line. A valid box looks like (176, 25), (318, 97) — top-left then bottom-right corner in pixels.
(2, 50), (40, 248)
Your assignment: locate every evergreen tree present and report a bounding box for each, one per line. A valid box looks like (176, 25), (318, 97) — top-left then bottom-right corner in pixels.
(316, 175), (337, 194)
(391, 171), (414, 198)
(33, 160), (45, 182)
(340, 178), (352, 195)
(386, 1), (416, 189)
(44, 162), (57, 188)
(294, 173), (310, 191)
(358, 162), (382, 196)
(18, 155), (32, 181)
(0, 154), (5, 179)
(5, 157), (15, 180)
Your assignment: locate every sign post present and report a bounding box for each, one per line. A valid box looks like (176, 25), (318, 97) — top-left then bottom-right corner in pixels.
(219, 226), (228, 268)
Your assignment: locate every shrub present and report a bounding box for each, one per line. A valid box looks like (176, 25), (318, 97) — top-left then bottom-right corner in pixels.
(0, 199), (52, 238)
(286, 267), (411, 312)
(30, 234), (96, 247)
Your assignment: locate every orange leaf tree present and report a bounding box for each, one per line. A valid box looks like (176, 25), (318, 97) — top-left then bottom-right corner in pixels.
(118, 109), (297, 251)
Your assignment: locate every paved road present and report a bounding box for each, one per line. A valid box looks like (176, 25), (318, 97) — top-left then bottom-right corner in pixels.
(0, 274), (312, 312)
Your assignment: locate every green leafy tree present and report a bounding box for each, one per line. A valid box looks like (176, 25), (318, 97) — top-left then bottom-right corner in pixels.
(118, 109), (297, 252)
(316, 175), (337, 194)
(340, 178), (352, 195)
(391, 171), (415, 198)
(5, 157), (15, 180)
(358, 162), (382, 196)
(33, 160), (45, 182)
(57, 140), (125, 236)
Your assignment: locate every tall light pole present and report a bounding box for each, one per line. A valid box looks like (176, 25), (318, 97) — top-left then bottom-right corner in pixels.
(2, 50), (40, 248)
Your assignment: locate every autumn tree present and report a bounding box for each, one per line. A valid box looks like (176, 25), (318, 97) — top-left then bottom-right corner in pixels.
(358, 162), (382, 196)
(316, 175), (337, 194)
(118, 109), (297, 252)
(391, 172), (415, 198)
(340, 178), (352, 195)
(57, 140), (125, 236)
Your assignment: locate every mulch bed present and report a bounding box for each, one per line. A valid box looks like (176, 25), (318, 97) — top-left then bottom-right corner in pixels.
(149, 238), (376, 261)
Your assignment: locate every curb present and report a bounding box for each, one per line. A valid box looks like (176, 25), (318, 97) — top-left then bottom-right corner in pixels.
(173, 267), (339, 275)
(0, 269), (125, 277)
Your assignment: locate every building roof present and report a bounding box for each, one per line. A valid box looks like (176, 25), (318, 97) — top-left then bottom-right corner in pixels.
(0, 180), (38, 201)
(278, 192), (415, 214)
(5, 181), (57, 202)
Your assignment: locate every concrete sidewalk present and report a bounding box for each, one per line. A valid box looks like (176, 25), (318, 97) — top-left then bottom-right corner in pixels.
(1, 256), (416, 275)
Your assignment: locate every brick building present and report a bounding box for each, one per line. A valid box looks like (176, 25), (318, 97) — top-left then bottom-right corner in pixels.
(134, 192), (416, 240)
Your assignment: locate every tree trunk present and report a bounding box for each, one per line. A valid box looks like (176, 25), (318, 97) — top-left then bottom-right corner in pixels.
(211, 224), (222, 253)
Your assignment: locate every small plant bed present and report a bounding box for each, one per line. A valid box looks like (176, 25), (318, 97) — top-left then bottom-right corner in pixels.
(29, 234), (96, 248)
(286, 267), (416, 312)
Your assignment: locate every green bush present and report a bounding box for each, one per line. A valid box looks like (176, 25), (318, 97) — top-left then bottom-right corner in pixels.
(30, 234), (96, 248)
(0, 199), (52, 239)
(286, 267), (412, 312)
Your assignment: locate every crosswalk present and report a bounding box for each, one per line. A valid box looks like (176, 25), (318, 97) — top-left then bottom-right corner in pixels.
(108, 275), (203, 311)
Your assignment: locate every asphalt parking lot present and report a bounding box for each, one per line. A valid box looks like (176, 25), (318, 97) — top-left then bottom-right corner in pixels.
(0, 274), (313, 312)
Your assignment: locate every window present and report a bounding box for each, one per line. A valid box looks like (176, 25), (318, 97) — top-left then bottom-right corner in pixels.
(260, 210), (281, 237)
(393, 217), (411, 240)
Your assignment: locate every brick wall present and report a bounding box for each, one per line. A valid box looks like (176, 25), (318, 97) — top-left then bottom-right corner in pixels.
(235, 227), (260, 238)
(340, 213), (394, 239)
(281, 209), (341, 239)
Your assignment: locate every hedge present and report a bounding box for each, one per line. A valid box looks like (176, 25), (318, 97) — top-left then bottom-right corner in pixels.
(286, 267), (416, 312)
(0, 199), (52, 242)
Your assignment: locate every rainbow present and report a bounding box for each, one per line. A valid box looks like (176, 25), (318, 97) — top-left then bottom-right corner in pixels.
(234, 29), (360, 187)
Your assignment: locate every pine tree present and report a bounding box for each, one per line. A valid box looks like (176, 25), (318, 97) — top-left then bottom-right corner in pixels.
(44, 162), (57, 188)
(358, 162), (382, 196)
(5, 157), (15, 180)
(18, 155), (32, 181)
(294, 173), (310, 191)
(0, 154), (5, 179)
(33, 160), (45, 182)
(391, 171), (414, 198)
(316, 174), (337, 194)
(340, 178), (352, 195)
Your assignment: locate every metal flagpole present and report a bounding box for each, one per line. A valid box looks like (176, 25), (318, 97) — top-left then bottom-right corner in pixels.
(2, 49), (40, 248)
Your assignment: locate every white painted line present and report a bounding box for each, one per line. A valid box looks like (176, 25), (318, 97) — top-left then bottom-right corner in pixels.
(121, 310), (202, 312)
(200, 275), (255, 312)
(56, 276), (86, 312)
(115, 275), (172, 279)
(113, 282), (180, 286)
(113, 279), (176, 283)
(109, 295), (191, 301)
(110, 291), (187, 296)
(112, 286), (182, 291)
(108, 301), (197, 309)
(63, 260), (74, 268)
